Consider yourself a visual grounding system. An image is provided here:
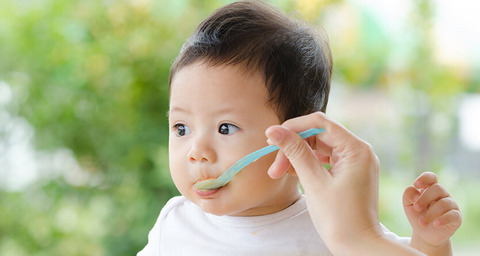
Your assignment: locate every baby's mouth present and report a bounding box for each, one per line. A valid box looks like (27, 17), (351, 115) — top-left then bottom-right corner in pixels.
(193, 187), (220, 198)
(192, 179), (221, 198)
(194, 177), (217, 185)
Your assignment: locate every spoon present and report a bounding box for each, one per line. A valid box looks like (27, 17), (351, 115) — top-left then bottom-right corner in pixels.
(194, 128), (324, 191)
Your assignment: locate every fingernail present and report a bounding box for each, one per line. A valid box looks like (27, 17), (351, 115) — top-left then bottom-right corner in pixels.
(434, 219), (441, 227)
(267, 130), (283, 144)
(420, 218), (427, 227)
(415, 203), (422, 211)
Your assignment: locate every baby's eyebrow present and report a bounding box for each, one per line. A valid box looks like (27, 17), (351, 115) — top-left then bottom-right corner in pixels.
(168, 107), (190, 117)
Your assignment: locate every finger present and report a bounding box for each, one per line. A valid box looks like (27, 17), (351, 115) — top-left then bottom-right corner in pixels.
(265, 125), (329, 185)
(403, 185), (421, 208)
(267, 127), (331, 179)
(313, 150), (330, 164)
(306, 135), (332, 157)
(414, 183), (450, 212)
(267, 150), (291, 179)
(422, 197), (459, 225)
(414, 172), (438, 189)
(280, 112), (359, 152)
(268, 151), (328, 179)
(433, 209), (462, 229)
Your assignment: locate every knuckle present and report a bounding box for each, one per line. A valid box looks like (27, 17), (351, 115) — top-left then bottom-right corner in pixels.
(437, 197), (453, 209)
(423, 171), (437, 180)
(312, 111), (329, 127)
(312, 111), (326, 121)
(452, 210), (462, 225)
(446, 210), (462, 228)
(282, 139), (308, 161)
(432, 183), (446, 193)
(359, 140), (374, 154)
(404, 186), (418, 196)
(451, 209), (462, 220)
(364, 140), (375, 152)
(359, 140), (378, 162)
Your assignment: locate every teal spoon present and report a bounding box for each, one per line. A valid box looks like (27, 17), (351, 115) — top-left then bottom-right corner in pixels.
(194, 128), (324, 191)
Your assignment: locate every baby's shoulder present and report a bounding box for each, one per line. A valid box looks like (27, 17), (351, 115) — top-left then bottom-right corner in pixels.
(159, 196), (199, 220)
(161, 196), (187, 210)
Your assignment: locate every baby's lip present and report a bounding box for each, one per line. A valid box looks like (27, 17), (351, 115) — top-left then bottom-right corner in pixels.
(192, 178), (221, 198)
(193, 187), (220, 198)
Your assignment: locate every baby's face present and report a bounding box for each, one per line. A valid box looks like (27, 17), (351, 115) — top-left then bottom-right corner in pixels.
(168, 62), (300, 216)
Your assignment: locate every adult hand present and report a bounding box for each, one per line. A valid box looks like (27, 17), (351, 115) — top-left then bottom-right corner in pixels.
(265, 112), (424, 255)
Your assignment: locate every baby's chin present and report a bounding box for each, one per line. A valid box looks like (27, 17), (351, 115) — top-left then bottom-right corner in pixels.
(187, 194), (248, 216)
(196, 201), (242, 216)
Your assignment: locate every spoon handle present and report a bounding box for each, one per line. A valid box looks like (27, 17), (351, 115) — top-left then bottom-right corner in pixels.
(243, 127), (325, 165)
(194, 128), (325, 190)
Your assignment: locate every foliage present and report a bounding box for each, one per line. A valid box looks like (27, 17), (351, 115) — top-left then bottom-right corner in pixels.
(0, 0), (478, 255)
(0, 0), (200, 254)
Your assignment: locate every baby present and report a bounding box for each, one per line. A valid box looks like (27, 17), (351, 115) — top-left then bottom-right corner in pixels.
(139, 1), (460, 255)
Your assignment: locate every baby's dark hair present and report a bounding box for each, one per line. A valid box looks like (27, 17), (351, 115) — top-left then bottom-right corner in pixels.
(169, 0), (332, 121)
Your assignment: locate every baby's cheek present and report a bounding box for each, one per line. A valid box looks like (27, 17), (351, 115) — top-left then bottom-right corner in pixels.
(169, 165), (189, 192)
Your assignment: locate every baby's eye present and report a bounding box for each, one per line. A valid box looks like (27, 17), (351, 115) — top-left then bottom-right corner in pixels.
(218, 123), (239, 135)
(173, 124), (192, 137)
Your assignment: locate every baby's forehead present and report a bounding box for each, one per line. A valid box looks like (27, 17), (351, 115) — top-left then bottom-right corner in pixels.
(171, 61), (264, 88)
(172, 60), (267, 87)
(203, 59), (266, 78)
(169, 62), (281, 113)
(175, 60), (285, 116)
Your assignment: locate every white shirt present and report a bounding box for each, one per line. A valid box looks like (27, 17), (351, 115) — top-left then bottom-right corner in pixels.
(138, 195), (409, 256)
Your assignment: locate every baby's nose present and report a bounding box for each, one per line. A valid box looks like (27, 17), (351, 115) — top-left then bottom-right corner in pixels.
(187, 137), (217, 163)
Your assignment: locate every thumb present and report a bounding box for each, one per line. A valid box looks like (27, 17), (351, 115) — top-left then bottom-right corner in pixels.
(402, 186), (422, 226)
(266, 125), (329, 185)
(402, 186), (421, 209)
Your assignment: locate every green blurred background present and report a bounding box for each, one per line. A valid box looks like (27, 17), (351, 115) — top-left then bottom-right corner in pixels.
(0, 0), (479, 255)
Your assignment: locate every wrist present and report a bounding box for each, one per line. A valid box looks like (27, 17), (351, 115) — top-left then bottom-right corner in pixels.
(328, 227), (382, 255)
(325, 225), (424, 256)
(332, 234), (426, 256)
(410, 233), (452, 256)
